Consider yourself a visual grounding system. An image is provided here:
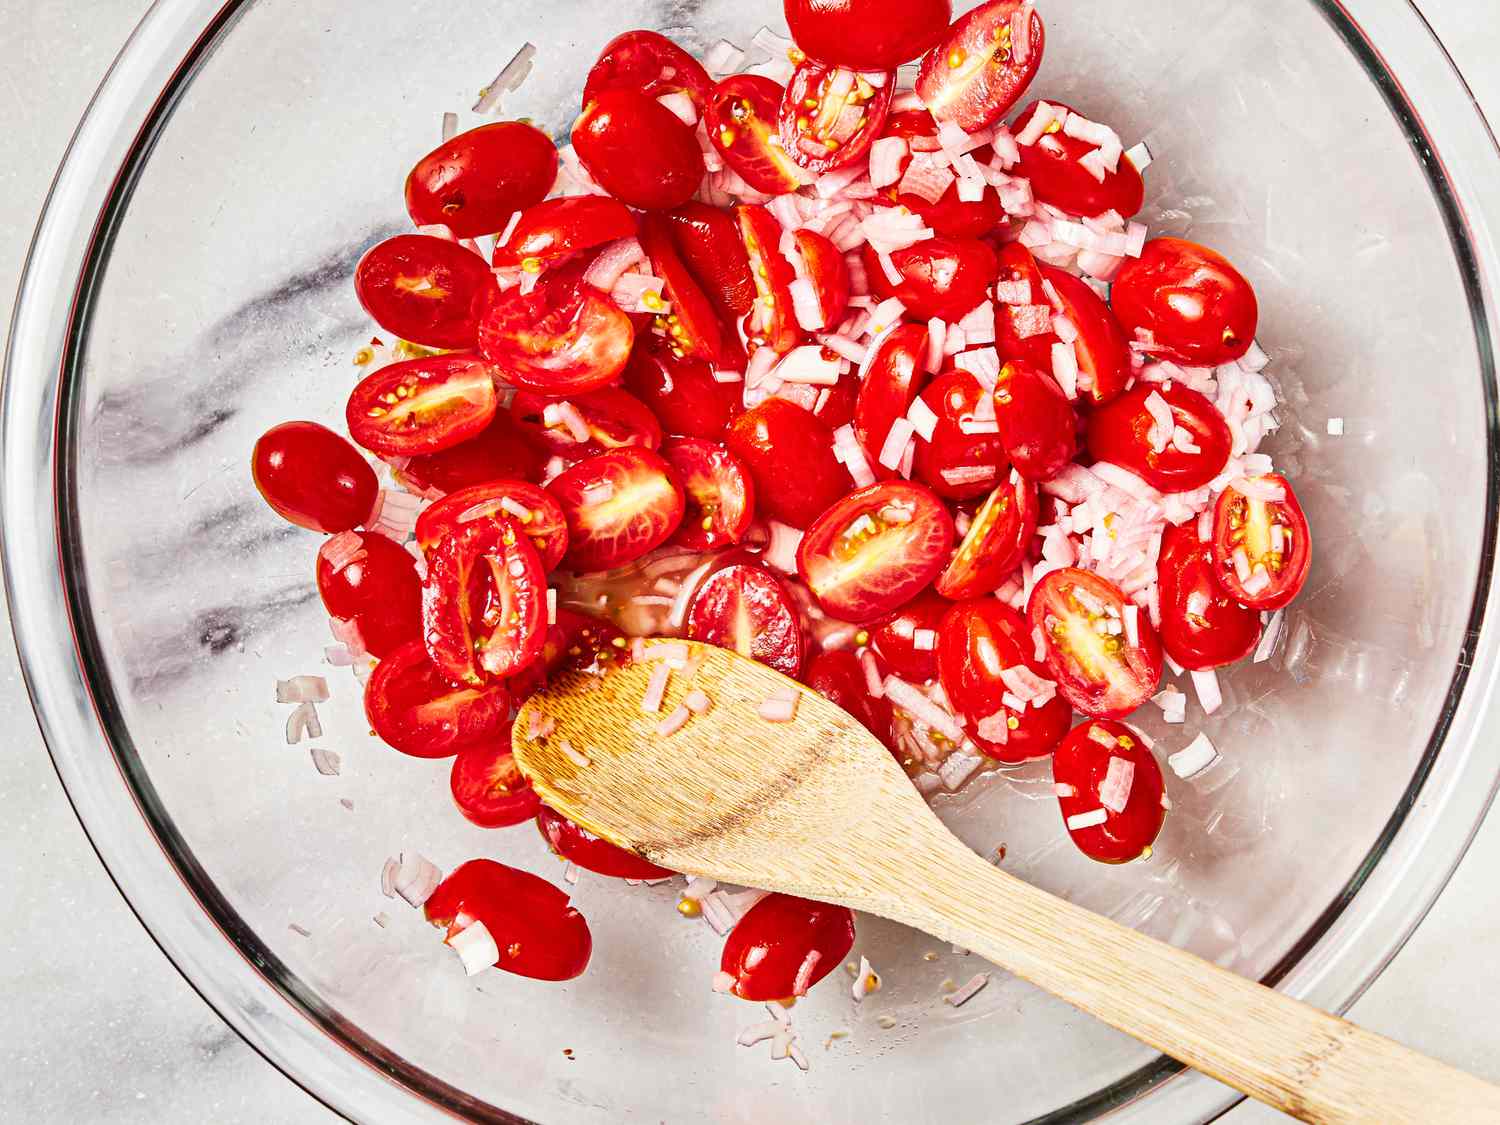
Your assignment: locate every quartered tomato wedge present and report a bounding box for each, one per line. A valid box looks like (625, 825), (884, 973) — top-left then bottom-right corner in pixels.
(536, 806), (675, 879)
(864, 237), (996, 321)
(797, 481), (955, 623)
(363, 641), (510, 758)
(1053, 720), (1167, 864)
(450, 736), (542, 827)
(252, 421), (378, 533)
(397, 411), (545, 495)
(911, 369), (1009, 499)
(718, 892), (855, 1000)
(992, 360), (1079, 482)
(1085, 382), (1232, 493)
(664, 202), (757, 319)
(1211, 474), (1311, 611)
(790, 229), (852, 331)
(934, 470), (1038, 598)
(424, 859), (592, 981)
(414, 480), (569, 571)
(663, 437), (756, 550)
(870, 589), (949, 683)
(736, 205), (802, 354)
(355, 234), (495, 349)
(937, 598), (1071, 763)
(509, 387), (662, 463)
(1111, 238), (1259, 366)
(405, 121), (557, 238)
(639, 214), (724, 362)
(422, 518), (548, 685)
(506, 608), (627, 702)
(573, 89), (704, 211)
(877, 110), (1004, 239)
(346, 353), (498, 457)
(477, 266), (634, 395)
(547, 448), (686, 571)
(780, 61), (895, 173)
(1157, 524), (1261, 670)
(993, 241), (1055, 368)
(1027, 568), (1162, 719)
(916, 0), (1044, 131)
(686, 562), (805, 676)
(623, 339), (740, 440)
(785, 0), (951, 70)
(706, 75), (809, 196)
(726, 399), (853, 529)
(1039, 266), (1131, 406)
(492, 196), (637, 269)
(583, 29), (712, 111)
(853, 322), (929, 477)
(801, 649), (897, 751)
(1012, 100), (1145, 219)
(316, 531), (422, 659)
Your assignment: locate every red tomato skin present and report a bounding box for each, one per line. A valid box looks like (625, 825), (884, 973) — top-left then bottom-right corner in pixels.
(934, 472), (1038, 599)
(725, 399), (853, 529)
(784, 0), (952, 70)
(1211, 474), (1312, 611)
(779, 61), (895, 174)
(316, 532), (422, 659)
(719, 892), (855, 1000)
(853, 322), (930, 478)
(794, 230), (852, 330)
(346, 353), (498, 458)
(639, 213), (724, 363)
(801, 649), (897, 751)
(536, 806), (674, 878)
(583, 30), (712, 111)
(477, 267), (635, 396)
(1053, 720), (1167, 864)
(870, 589), (949, 682)
(1112, 238), (1259, 366)
(449, 737), (542, 827)
(1012, 100), (1145, 219)
(354, 235), (495, 349)
(664, 202), (757, 318)
(547, 448), (686, 571)
(1157, 525), (1261, 670)
(663, 437), (756, 550)
(706, 75), (809, 196)
(397, 411), (545, 496)
(573, 89), (705, 211)
(992, 361), (1079, 482)
(912, 369), (1010, 500)
(937, 598), (1071, 763)
(993, 242), (1056, 369)
(509, 387), (662, 464)
(687, 563), (806, 676)
(736, 205), (803, 355)
(916, 0), (1044, 131)
(363, 641), (510, 758)
(1027, 568), (1163, 719)
(814, 373), (860, 430)
(863, 238), (997, 321)
(492, 197), (637, 269)
(405, 122), (557, 238)
(1085, 382), (1232, 494)
(425, 859), (592, 981)
(252, 421), (377, 533)
(1038, 266), (1131, 406)
(623, 340), (739, 440)
(507, 609), (627, 702)
(415, 480), (568, 571)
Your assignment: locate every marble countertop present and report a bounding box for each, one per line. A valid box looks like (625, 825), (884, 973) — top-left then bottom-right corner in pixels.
(3, 3), (1499, 1121)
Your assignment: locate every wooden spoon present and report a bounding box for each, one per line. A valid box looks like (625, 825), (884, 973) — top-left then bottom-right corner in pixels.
(514, 640), (1499, 1124)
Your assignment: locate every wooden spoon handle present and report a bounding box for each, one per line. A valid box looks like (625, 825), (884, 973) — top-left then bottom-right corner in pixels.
(888, 847), (1499, 1124)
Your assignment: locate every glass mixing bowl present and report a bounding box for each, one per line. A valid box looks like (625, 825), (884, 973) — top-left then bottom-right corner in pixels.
(6, 0), (1500, 1120)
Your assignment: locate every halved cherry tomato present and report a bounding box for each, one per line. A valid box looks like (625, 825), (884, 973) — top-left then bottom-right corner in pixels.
(547, 448), (686, 571)
(663, 437), (756, 550)
(814, 372), (860, 430)
(1085, 382), (1232, 493)
(993, 241), (1055, 369)
(422, 518), (548, 685)
(425, 859), (591, 981)
(790, 229), (851, 331)
(706, 75), (809, 196)
(780, 61), (895, 173)
(450, 736), (541, 827)
(1039, 266), (1131, 406)
(1012, 100), (1145, 219)
(663, 202), (757, 320)
(916, 0), (1044, 131)
(623, 339), (739, 440)
(877, 110), (1004, 239)
(583, 30), (712, 111)
(718, 891), (855, 1000)
(798, 481), (955, 623)
(414, 480), (569, 570)
(1157, 524), (1261, 670)
(477, 267), (635, 395)
(1111, 238), (1259, 366)
(355, 235), (495, 349)
(1211, 474), (1311, 611)
(937, 598), (1071, 763)
(639, 214), (724, 362)
(785, 0), (952, 70)
(573, 89), (704, 211)
(492, 197), (637, 269)
(687, 563), (805, 676)
(251, 421), (377, 532)
(870, 589), (949, 682)
(506, 608), (627, 702)
(1027, 568), (1162, 718)
(536, 806), (675, 879)
(726, 399), (853, 528)
(853, 322), (929, 478)
(736, 205), (802, 354)
(510, 387), (662, 464)
(405, 122), (557, 238)
(316, 532), (421, 659)
(1053, 720), (1166, 864)
(934, 471), (1037, 599)
(992, 360), (1078, 482)
(397, 411), (544, 495)
(363, 640), (510, 758)
(801, 649), (897, 751)
(864, 237), (996, 320)
(912, 369), (1009, 499)
(346, 353), (498, 457)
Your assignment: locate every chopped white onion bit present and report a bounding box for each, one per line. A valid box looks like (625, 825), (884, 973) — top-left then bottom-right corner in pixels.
(473, 42), (536, 114)
(641, 661), (672, 714)
(285, 701), (323, 745)
(276, 675), (329, 704)
(883, 677), (966, 744)
(448, 920), (500, 976)
(1066, 808), (1109, 831)
(1254, 610), (1285, 664)
(1098, 756), (1136, 814)
(943, 972), (991, 1007)
(1326, 417), (1344, 436)
(1168, 733), (1220, 779)
(393, 852), (443, 907)
(851, 955), (881, 1003)
(309, 747), (341, 776)
(559, 739), (592, 768)
(1190, 668), (1223, 715)
(757, 687), (800, 723)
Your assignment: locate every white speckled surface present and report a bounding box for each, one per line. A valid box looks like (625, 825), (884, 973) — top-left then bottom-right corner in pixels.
(2, 3), (1498, 1121)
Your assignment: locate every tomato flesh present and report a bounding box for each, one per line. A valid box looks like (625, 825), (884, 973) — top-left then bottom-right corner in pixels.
(346, 353), (498, 457)
(864, 237), (996, 321)
(801, 649), (897, 752)
(573, 88), (705, 211)
(725, 399), (852, 529)
(397, 410), (544, 495)
(363, 641), (510, 758)
(1157, 524), (1261, 670)
(507, 608), (628, 702)
(405, 121), (557, 238)
(1027, 568), (1162, 719)
(686, 563), (805, 676)
(547, 448), (686, 571)
(492, 196), (637, 269)
(911, 369), (1009, 500)
(583, 30), (712, 111)
(663, 437), (756, 550)
(992, 360), (1079, 482)
(414, 480), (569, 571)
(853, 322), (929, 479)
(706, 75), (810, 196)
(450, 735), (542, 828)
(916, 0), (1044, 131)
(425, 859), (592, 981)
(1053, 720), (1167, 864)
(355, 235), (495, 349)
(252, 421), (377, 533)
(316, 531), (422, 659)
(1111, 238), (1259, 366)
(785, 0), (952, 70)
(1211, 474), (1311, 611)
(477, 267), (635, 395)
(510, 387), (661, 464)
(735, 205), (802, 355)
(718, 891), (855, 1000)
(536, 806), (675, 879)
(1012, 100), (1146, 219)
(934, 472), (1038, 599)
(1084, 382), (1232, 493)
(870, 589), (949, 683)
(780, 61), (895, 173)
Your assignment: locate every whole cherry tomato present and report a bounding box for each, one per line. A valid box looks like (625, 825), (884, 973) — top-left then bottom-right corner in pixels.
(537, 806), (675, 879)
(992, 360), (1079, 482)
(870, 588), (949, 683)
(573, 89), (705, 211)
(639, 213), (724, 363)
(934, 472), (1037, 598)
(736, 205), (802, 354)
(622, 339), (740, 440)
(1084, 382), (1232, 493)
(706, 75), (809, 196)
(687, 563), (805, 676)
(355, 235), (495, 349)
(1027, 568), (1162, 719)
(663, 437), (756, 550)
(492, 197), (637, 269)
(506, 608), (627, 702)
(912, 369), (1009, 500)
(1012, 100), (1145, 219)
(1039, 266), (1131, 406)
(916, 0), (1044, 131)
(854, 323), (929, 479)
(718, 891), (855, 1000)
(663, 202), (757, 319)
(1111, 238), (1259, 366)
(363, 641), (510, 758)
(509, 387), (661, 464)
(1211, 474), (1311, 610)
(252, 421), (377, 532)
(801, 649), (897, 751)
(547, 448), (686, 571)
(725, 399), (853, 529)
(346, 353), (498, 457)
(405, 121), (557, 238)
(477, 266), (635, 395)
(784, 0), (952, 70)
(450, 736), (542, 828)
(1052, 719), (1166, 864)
(425, 859), (592, 981)
(414, 480), (568, 572)
(397, 411), (545, 495)
(1157, 524), (1261, 670)
(864, 237), (996, 321)
(316, 531), (421, 659)
(876, 110), (1004, 239)
(780, 61), (895, 173)
(583, 30), (712, 111)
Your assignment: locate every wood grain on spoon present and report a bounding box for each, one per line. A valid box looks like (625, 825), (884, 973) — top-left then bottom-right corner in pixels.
(514, 640), (1500, 1124)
